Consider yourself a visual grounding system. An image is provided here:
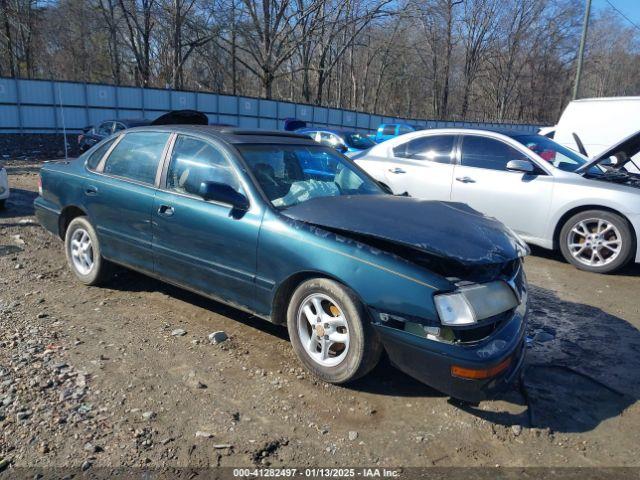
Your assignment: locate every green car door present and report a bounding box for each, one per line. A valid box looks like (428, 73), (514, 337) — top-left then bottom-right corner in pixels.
(151, 134), (263, 311)
(86, 131), (171, 273)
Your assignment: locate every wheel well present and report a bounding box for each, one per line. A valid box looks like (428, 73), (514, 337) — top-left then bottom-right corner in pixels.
(553, 205), (637, 250)
(270, 271), (336, 325)
(58, 206), (87, 239)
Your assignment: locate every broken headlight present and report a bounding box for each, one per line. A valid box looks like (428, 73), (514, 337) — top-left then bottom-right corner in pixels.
(434, 281), (518, 327)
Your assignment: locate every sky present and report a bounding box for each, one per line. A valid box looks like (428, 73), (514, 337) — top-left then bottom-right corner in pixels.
(593, 0), (640, 27)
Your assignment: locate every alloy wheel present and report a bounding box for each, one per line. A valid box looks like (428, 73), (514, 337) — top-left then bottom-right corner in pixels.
(567, 218), (622, 268)
(297, 293), (350, 367)
(70, 228), (95, 275)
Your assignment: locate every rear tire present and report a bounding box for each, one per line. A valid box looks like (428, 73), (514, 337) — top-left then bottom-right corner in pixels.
(0, 199), (5, 210)
(559, 210), (634, 273)
(64, 216), (113, 285)
(287, 278), (382, 384)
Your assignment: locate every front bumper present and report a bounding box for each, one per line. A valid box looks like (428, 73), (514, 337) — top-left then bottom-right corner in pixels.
(374, 300), (527, 403)
(0, 168), (9, 200)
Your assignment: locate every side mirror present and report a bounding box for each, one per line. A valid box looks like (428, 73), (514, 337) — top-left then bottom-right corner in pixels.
(506, 159), (535, 174)
(199, 181), (249, 210)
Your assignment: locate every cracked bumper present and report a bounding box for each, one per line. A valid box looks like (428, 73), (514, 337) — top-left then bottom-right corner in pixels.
(374, 302), (527, 403)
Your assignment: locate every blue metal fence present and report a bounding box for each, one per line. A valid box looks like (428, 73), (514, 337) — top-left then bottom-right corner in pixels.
(0, 77), (541, 134)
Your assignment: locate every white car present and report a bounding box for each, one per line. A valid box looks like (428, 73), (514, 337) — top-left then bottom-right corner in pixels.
(0, 164), (9, 209)
(354, 128), (640, 273)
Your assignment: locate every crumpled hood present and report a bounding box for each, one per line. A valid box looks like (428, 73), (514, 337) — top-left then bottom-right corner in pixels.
(282, 195), (529, 265)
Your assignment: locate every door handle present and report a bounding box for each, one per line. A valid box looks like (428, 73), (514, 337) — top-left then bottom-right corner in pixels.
(388, 167), (406, 174)
(158, 205), (174, 217)
(455, 176), (476, 183)
(85, 185), (98, 196)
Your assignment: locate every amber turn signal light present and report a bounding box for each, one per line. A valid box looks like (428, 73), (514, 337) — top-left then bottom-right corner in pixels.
(451, 356), (512, 380)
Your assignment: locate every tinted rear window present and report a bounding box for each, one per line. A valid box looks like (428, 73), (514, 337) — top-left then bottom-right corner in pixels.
(393, 135), (454, 163)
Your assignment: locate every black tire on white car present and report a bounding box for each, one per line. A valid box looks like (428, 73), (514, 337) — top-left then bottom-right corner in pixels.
(287, 278), (383, 384)
(559, 210), (635, 273)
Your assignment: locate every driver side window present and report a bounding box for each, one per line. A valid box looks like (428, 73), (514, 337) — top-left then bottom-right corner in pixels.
(166, 135), (242, 197)
(460, 136), (527, 171)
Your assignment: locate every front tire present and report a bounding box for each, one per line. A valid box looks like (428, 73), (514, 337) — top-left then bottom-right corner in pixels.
(559, 210), (634, 273)
(287, 278), (382, 384)
(64, 216), (113, 285)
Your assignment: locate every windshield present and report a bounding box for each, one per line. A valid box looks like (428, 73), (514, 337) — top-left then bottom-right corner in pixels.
(513, 134), (591, 172)
(238, 144), (384, 208)
(345, 133), (375, 150)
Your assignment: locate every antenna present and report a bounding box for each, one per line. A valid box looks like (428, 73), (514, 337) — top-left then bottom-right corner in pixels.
(57, 83), (69, 160)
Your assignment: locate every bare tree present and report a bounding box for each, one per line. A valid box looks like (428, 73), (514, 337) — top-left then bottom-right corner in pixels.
(117, 0), (157, 86)
(0, 0), (638, 125)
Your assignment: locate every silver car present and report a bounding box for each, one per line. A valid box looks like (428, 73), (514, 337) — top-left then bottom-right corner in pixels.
(354, 128), (640, 273)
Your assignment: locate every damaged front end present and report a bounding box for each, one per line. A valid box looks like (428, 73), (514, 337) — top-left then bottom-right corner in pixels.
(373, 255), (526, 345)
(371, 257), (528, 402)
(282, 195), (529, 401)
(375, 253), (527, 401)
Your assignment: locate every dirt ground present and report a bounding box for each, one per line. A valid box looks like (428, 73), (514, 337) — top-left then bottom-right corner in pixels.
(1, 161), (639, 471)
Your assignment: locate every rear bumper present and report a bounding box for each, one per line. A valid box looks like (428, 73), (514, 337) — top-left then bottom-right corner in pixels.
(374, 301), (527, 403)
(34, 196), (61, 237)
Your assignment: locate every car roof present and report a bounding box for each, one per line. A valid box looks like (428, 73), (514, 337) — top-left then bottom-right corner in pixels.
(405, 126), (538, 138)
(125, 125), (317, 146)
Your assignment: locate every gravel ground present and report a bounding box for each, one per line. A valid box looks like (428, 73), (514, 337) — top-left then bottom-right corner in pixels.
(1, 161), (639, 472)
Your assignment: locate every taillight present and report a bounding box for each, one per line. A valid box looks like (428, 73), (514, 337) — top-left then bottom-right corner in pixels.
(38, 176), (43, 196)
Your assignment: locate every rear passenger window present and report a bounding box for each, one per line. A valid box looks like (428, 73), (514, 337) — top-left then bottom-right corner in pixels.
(460, 136), (526, 171)
(393, 135), (454, 163)
(166, 135), (242, 196)
(86, 138), (116, 170)
(103, 132), (170, 184)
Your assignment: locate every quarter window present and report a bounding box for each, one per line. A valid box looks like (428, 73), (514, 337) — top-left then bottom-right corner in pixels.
(166, 135), (242, 197)
(393, 135), (454, 163)
(319, 132), (341, 148)
(460, 136), (527, 171)
(97, 121), (113, 136)
(86, 138), (116, 170)
(103, 132), (170, 184)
